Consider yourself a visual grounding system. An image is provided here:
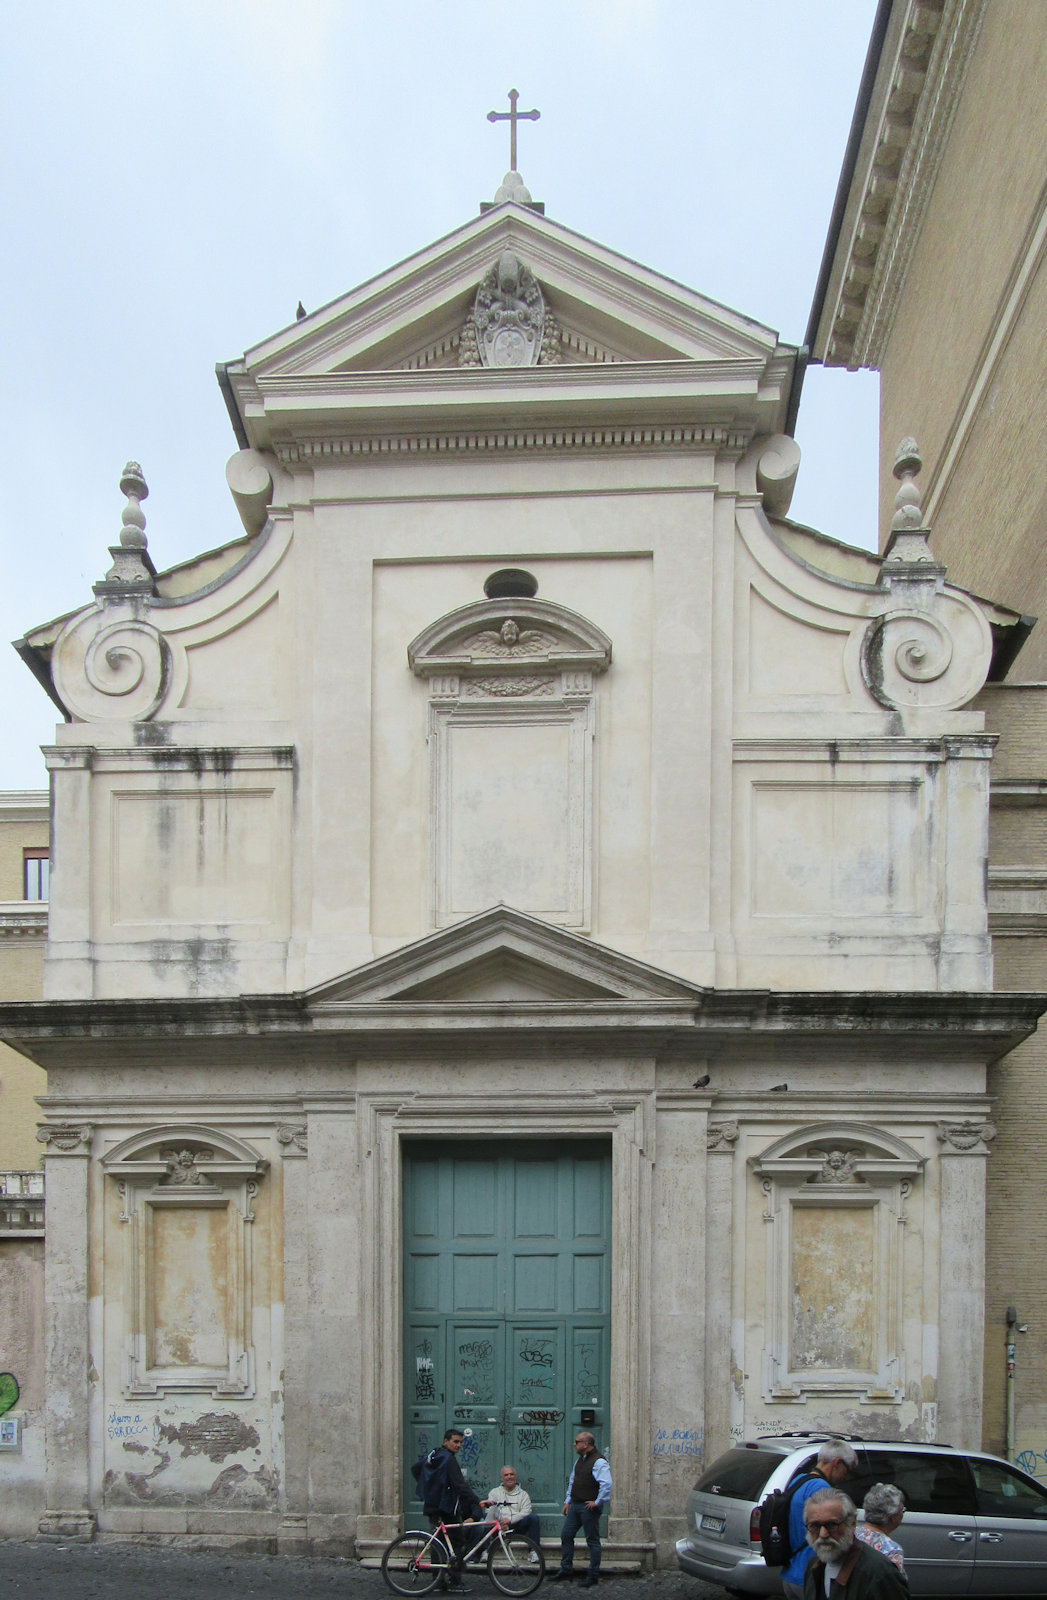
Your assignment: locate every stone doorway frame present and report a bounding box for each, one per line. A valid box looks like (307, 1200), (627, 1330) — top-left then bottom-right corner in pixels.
(355, 1090), (652, 1551)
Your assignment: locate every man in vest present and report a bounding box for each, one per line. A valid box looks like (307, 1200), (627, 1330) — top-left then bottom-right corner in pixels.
(550, 1431), (612, 1587)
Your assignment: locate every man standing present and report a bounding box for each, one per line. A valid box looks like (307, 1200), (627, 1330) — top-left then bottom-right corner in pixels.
(801, 1488), (908, 1600)
(781, 1440), (859, 1600)
(483, 1464), (542, 1548)
(550, 1431), (612, 1587)
(420, 1428), (485, 1594)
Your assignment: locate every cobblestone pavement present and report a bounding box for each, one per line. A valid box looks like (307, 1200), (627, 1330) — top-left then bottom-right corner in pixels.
(0, 1542), (727, 1600)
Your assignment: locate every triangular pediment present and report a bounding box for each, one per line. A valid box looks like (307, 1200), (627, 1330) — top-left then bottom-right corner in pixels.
(228, 205), (785, 385)
(305, 906), (706, 1007)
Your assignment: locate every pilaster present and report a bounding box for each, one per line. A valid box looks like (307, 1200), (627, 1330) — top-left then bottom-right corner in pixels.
(35, 1123), (96, 1542)
(936, 1119), (994, 1447)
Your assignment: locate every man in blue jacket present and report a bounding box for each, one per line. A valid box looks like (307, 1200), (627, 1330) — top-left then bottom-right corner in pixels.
(782, 1440), (859, 1600)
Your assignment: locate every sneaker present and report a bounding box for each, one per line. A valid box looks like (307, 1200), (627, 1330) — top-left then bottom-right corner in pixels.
(528, 1551), (541, 1564)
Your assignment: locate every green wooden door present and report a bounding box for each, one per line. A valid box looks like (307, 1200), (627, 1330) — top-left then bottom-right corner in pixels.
(403, 1142), (611, 1525)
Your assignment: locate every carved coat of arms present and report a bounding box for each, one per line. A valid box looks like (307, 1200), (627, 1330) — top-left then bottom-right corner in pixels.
(472, 250), (546, 367)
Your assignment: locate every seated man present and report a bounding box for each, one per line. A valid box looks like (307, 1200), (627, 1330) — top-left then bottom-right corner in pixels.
(483, 1464), (542, 1548)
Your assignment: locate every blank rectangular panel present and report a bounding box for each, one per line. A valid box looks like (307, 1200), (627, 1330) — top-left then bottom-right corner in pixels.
(150, 1205), (229, 1369)
(407, 1253), (439, 1312)
(573, 1253), (604, 1313)
(790, 1205), (875, 1371)
(452, 1252), (498, 1312)
(572, 1159), (605, 1239)
(513, 1253), (558, 1312)
(445, 720), (575, 918)
(408, 1159), (440, 1239)
(453, 1159), (498, 1239)
(514, 1160), (558, 1238)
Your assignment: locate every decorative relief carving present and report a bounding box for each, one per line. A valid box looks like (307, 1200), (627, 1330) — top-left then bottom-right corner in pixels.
(466, 250), (546, 369)
(461, 676), (556, 698)
(52, 610), (174, 724)
(464, 621), (556, 656)
(936, 1119), (996, 1153)
(808, 1147), (864, 1184)
(158, 1147), (215, 1185)
(706, 1121), (739, 1152)
(36, 1123), (92, 1153)
(276, 1124), (308, 1155)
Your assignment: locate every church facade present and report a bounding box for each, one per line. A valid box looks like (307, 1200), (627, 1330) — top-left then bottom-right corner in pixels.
(0, 191), (1040, 1561)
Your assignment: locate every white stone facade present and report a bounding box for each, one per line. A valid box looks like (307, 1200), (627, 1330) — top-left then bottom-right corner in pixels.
(0, 201), (1040, 1562)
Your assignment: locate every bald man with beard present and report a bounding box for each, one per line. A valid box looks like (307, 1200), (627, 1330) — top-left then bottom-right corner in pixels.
(801, 1489), (909, 1600)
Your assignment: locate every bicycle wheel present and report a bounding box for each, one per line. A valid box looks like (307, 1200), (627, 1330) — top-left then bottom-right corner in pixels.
(487, 1532), (545, 1596)
(381, 1531), (451, 1595)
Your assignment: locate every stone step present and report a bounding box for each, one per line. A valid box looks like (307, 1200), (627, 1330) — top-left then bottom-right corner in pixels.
(357, 1538), (651, 1574)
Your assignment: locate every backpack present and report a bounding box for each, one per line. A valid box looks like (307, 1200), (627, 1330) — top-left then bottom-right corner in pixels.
(410, 1448), (451, 1514)
(757, 1472), (819, 1566)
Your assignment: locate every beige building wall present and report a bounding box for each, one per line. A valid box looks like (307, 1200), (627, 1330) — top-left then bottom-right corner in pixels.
(0, 794), (48, 1169)
(878, 4), (1047, 672)
(975, 683), (1047, 1477)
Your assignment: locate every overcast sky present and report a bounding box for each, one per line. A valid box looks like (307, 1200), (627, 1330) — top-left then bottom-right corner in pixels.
(0, 0), (880, 791)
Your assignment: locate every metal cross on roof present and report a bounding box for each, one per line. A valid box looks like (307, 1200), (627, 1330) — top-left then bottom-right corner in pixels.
(487, 88), (540, 173)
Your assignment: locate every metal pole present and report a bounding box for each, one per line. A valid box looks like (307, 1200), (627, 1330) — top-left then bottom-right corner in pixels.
(1006, 1305), (1017, 1461)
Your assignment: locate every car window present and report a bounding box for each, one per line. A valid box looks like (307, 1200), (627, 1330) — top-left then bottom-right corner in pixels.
(692, 1448), (803, 1498)
(850, 1451), (976, 1516)
(970, 1458), (1047, 1519)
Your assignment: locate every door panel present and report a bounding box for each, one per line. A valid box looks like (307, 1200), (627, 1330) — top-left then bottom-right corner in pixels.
(969, 1456), (1047, 1595)
(852, 1450), (976, 1596)
(404, 1141), (610, 1524)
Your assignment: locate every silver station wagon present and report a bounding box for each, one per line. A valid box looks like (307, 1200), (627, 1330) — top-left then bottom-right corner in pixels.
(675, 1434), (1047, 1597)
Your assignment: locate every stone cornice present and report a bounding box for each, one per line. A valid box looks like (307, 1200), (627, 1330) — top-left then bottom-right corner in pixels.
(0, 901), (47, 938)
(0, 989), (1040, 1068)
(273, 422), (751, 467)
(811, 0), (988, 369)
(0, 791), (48, 822)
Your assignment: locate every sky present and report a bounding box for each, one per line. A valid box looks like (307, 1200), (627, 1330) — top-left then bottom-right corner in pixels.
(0, 0), (881, 791)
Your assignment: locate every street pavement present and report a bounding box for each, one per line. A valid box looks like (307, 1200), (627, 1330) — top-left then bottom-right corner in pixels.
(0, 1542), (727, 1600)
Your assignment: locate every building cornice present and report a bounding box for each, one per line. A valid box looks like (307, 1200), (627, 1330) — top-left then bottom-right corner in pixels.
(0, 902), (47, 938)
(0, 989), (1039, 1068)
(810, 0), (988, 369)
(0, 791), (49, 823)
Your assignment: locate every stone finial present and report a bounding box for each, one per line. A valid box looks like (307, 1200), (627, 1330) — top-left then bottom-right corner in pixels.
(881, 436), (938, 568)
(118, 461), (149, 549)
(494, 169), (533, 205)
(891, 437), (925, 531)
(94, 460), (158, 596)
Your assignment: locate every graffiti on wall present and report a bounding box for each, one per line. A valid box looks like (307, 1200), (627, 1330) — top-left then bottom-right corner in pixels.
(653, 1426), (704, 1459)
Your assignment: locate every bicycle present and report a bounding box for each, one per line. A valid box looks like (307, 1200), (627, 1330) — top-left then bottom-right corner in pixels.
(381, 1513), (546, 1597)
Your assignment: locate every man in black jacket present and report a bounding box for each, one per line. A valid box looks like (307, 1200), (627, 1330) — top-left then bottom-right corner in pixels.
(801, 1489), (908, 1600)
(424, 1429), (485, 1593)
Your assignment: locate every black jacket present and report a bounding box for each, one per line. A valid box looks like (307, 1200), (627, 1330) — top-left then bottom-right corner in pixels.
(427, 1447), (483, 1522)
(803, 1538), (909, 1600)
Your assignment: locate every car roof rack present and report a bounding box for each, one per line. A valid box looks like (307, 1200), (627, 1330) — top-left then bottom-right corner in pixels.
(754, 1432), (954, 1449)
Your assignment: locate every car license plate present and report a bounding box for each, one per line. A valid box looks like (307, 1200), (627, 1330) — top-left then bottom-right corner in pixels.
(700, 1513), (726, 1533)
